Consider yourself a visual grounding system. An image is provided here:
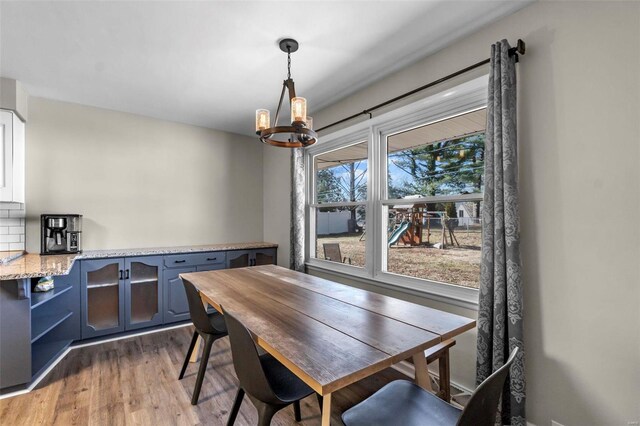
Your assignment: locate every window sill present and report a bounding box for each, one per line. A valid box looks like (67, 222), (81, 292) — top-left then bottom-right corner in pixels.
(305, 260), (479, 311)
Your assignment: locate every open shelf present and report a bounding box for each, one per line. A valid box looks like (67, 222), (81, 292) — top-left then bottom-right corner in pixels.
(30, 284), (73, 309)
(31, 338), (73, 380)
(31, 310), (73, 343)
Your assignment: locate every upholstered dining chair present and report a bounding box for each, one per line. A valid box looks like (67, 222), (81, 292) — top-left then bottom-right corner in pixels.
(222, 307), (321, 426)
(178, 278), (228, 405)
(342, 347), (520, 426)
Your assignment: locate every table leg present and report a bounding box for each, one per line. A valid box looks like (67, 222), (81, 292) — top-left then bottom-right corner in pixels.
(321, 392), (332, 426)
(189, 298), (209, 363)
(412, 352), (433, 391)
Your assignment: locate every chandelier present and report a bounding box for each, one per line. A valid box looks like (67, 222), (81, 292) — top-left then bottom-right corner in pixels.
(255, 38), (317, 148)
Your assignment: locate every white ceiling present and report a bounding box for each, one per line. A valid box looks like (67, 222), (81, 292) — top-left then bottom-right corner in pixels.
(0, 1), (531, 136)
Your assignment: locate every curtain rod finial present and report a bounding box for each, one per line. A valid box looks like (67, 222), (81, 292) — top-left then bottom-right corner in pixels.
(508, 39), (526, 61)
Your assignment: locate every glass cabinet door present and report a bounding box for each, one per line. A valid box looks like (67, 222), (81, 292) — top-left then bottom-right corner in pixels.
(81, 259), (125, 339)
(228, 250), (251, 268)
(254, 248), (277, 266)
(125, 256), (163, 330)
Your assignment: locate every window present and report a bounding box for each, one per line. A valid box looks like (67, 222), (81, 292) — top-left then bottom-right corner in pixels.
(306, 76), (488, 306)
(310, 140), (368, 268)
(383, 112), (485, 289)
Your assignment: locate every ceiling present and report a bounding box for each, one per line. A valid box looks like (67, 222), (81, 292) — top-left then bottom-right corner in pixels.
(0, 1), (531, 136)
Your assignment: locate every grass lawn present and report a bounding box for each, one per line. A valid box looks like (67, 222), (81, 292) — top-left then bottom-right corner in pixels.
(316, 226), (481, 289)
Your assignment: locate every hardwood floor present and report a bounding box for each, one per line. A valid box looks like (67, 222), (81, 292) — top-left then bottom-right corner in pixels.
(0, 326), (408, 425)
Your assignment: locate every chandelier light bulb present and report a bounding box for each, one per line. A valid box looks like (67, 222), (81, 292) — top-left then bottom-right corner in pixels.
(256, 109), (270, 131)
(291, 97), (307, 123)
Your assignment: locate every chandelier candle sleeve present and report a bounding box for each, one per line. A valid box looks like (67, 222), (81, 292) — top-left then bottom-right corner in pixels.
(305, 116), (313, 130)
(256, 109), (270, 131)
(291, 97), (307, 123)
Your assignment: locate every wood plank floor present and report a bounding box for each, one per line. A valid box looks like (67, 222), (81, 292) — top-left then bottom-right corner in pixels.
(0, 326), (408, 426)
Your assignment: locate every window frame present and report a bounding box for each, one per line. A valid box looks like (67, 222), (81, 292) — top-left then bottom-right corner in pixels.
(306, 129), (372, 275)
(305, 76), (489, 310)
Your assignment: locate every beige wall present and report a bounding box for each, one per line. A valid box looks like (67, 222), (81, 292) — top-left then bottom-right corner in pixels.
(262, 145), (292, 268)
(26, 97), (264, 252)
(263, 2), (640, 425)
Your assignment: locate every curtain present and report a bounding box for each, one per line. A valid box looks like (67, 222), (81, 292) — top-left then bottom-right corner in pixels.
(476, 39), (525, 425)
(290, 147), (305, 272)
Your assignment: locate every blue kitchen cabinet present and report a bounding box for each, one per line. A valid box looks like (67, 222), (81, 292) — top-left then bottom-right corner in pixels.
(227, 250), (251, 268)
(253, 248), (277, 266)
(80, 258), (126, 339)
(31, 262), (81, 379)
(227, 248), (277, 268)
(0, 279), (31, 389)
(162, 266), (195, 324)
(81, 257), (165, 338)
(124, 256), (163, 331)
(162, 252), (226, 324)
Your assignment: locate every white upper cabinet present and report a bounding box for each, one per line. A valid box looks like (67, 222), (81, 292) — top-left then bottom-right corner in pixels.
(0, 110), (25, 203)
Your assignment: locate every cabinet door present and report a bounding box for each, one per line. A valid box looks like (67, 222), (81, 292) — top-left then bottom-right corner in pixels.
(81, 258), (125, 339)
(125, 256), (163, 331)
(0, 279), (31, 389)
(0, 111), (25, 203)
(227, 250), (251, 269)
(253, 248), (277, 266)
(163, 266), (195, 324)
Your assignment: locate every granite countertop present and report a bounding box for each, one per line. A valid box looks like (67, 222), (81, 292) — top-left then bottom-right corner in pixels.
(0, 250), (26, 265)
(0, 253), (78, 280)
(0, 242), (278, 280)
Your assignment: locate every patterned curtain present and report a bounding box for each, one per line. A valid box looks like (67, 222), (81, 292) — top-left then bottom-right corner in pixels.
(476, 39), (525, 425)
(290, 147), (305, 272)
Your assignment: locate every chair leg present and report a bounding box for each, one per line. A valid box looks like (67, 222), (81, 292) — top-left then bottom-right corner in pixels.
(293, 400), (301, 422)
(226, 388), (245, 426)
(179, 331), (199, 380)
(191, 335), (214, 405)
(256, 403), (279, 426)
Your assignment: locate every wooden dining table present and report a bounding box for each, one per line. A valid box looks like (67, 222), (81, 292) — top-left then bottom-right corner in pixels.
(181, 265), (475, 426)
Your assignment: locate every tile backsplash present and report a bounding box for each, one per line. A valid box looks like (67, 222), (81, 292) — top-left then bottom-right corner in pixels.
(0, 202), (26, 251)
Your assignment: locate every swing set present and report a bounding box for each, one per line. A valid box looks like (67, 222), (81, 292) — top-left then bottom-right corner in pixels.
(388, 204), (460, 249)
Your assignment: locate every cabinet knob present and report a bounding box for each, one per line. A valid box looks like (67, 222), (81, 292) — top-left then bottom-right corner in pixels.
(206, 257), (216, 261)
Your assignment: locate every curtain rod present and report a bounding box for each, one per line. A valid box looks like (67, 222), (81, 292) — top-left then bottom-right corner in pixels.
(316, 39), (525, 133)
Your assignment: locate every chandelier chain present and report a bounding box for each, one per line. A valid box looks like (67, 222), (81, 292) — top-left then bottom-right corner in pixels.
(287, 47), (291, 80)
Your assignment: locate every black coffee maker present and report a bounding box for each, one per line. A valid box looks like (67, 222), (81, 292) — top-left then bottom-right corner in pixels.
(41, 214), (82, 254)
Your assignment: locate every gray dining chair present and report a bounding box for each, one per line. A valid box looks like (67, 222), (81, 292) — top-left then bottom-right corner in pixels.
(178, 278), (228, 405)
(222, 307), (321, 426)
(342, 347), (519, 426)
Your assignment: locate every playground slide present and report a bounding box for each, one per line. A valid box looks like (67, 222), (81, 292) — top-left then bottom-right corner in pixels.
(388, 221), (410, 246)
